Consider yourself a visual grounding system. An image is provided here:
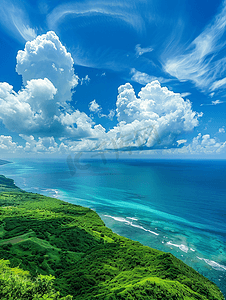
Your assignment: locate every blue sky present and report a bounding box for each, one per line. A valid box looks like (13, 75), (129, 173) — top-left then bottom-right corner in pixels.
(0, 0), (226, 159)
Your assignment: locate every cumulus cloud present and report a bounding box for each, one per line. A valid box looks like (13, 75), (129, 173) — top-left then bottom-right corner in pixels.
(107, 110), (115, 121)
(108, 80), (201, 150)
(0, 79), (58, 135)
(164, 133), (226, 155)
(177, 139), (187, 146)
(0, 32), (216, 157)
(58, 80), (202, 153)
(0, 135), (23, 153)
(219, 127), (225, 133)
(89, 99), (115, 120)
(0, 32), (105, 139)
(16, 31), (78, 103)
(89, 100), (102, 114)
(69, 80), (202, 153)
(20, 134), (62, 153)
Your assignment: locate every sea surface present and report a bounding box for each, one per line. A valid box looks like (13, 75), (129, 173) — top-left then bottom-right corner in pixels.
(1, 158), (226, 297)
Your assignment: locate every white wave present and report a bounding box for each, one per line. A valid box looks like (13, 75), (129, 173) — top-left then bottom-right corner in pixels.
(104, 215), (159, 236)
(126, 217), (138, 221)
(88, 194), (221, 232)
(166, 241), (189, 253)
(197, 257), (226, 271)
(43, 188), (59, 197)
(129, 223), (159, 235)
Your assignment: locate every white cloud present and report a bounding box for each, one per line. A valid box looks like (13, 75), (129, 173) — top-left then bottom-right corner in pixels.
(54, 81), (201, 154)
(0, 135), (23, 153)
(131, 68), (168, 85)
(0, 31), (114, 148)
(180, 92), (191, 98)
(177, 139), (187, 146)
(212, 100), (224, 105)
(210, 77), (226, 91)
(0, 1), (36, 42)
(104, 80), (201, 151)
(20, 134), (61, 153)
(164, 133), (226, 155)
(89, 100), (102, 113)
(14, 24), (37, 42)
(209, 92), (215, 98)
(80, 75), (91, 85)
(135, 44), (153, 57)
(190, 134), (226, 154)
(0, 32), (101, 139)
(59, 110), (104, 139)
(219, 127), (225, 133)
(164, 1), (226, 92)
(47, 1), (145, 35)
(200, 99), (224, 106)
(0, 32), (217, 157)
(107, 110), (115, 120)
(0, 79), (58, 134)
(89, 100), (115, 120)
(16, 31), (78, 103)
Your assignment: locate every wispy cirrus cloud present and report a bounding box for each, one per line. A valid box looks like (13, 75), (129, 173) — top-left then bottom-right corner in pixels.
(180, 92), (191, 98)
(210, 77), (226, 91)
(130, 68), (169, 85)
(45, 1), (148, 71)
(200, 99), (225, 106)
(163, 0), (226, 93)
(47, 1), (145, 34)
(0, 0), (36, 42)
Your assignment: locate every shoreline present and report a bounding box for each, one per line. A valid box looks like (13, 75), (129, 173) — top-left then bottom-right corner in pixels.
(0, 162), (225, 300)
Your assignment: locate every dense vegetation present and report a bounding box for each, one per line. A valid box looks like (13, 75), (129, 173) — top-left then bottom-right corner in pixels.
(0, 259), (72, 299)
(0, 175), (224, 299)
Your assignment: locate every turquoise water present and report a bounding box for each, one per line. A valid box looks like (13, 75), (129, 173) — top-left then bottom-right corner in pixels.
(1, 158), (226, 296)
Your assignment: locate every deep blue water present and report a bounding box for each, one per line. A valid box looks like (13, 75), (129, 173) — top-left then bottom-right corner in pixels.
(1, 158), (226, 297)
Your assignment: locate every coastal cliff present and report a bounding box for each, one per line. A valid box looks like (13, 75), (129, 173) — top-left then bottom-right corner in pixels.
(0, 175), (224, 300)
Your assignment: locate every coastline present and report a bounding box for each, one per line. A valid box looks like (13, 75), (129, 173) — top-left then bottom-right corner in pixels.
(0, 173), (225, 299)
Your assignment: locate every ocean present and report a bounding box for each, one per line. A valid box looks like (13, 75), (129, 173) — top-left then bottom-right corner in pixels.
(1, 158), (226, 297)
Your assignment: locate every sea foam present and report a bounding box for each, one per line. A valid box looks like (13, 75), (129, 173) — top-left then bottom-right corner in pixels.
(166, 241), (189, 253)
(197, 257), (226, 271)
(104, 215), (159, 236)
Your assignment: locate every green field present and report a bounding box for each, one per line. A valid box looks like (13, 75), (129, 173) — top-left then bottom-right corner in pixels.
(0, 175), (224, 299)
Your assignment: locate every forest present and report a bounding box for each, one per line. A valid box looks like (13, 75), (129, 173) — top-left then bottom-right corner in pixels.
(0, 174), (224, 299)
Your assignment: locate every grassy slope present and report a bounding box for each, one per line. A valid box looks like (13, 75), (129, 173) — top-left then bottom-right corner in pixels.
(0, 175), (224, 300)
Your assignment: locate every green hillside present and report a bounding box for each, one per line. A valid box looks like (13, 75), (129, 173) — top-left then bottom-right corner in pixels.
(0, 175), (224, 300)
